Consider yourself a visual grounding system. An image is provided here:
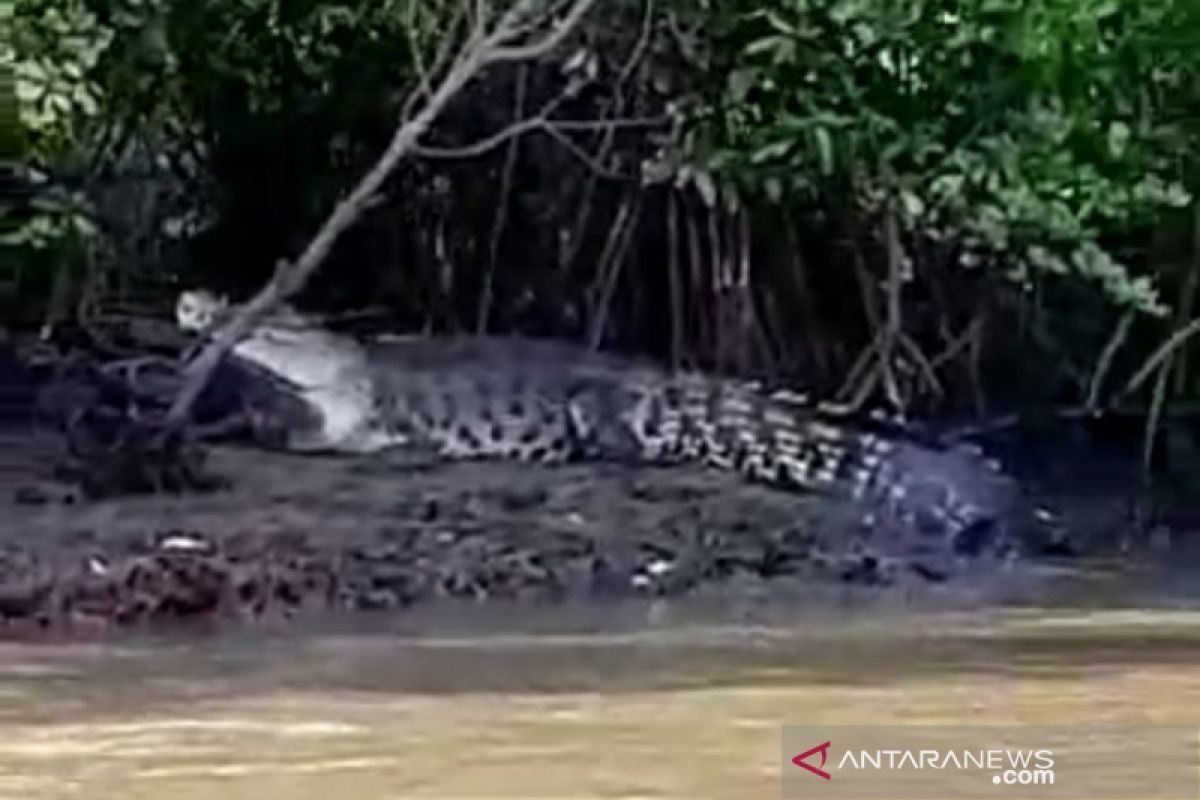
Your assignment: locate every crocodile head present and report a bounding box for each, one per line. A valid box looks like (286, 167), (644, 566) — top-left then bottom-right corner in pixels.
(176, 289), (229, 333)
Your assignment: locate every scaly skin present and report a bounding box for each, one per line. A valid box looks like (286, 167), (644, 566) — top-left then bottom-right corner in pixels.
(176, 292), (1026, 560)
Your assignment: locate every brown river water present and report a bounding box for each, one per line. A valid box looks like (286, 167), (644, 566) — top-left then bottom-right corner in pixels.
(1, 594), (1199, 800)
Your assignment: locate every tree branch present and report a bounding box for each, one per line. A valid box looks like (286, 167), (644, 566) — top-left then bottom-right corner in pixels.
(485, 0), (598, 63)
(541, 125), (638, 180)
(586, 189), (640, 350)
(163, 0), (599, 431)
(1118, 316), (1200, 402)
(1085, 309), (1135, 412)
(402, 1), (469, 123)
(413, 115), (668, 160)
(476, 63), (529, 334)
(562, 0), (657, 270)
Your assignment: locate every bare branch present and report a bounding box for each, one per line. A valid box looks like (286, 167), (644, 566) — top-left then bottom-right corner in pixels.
(928, 317), (979, 371)
(542, 125), (637, 180)
(486, 0), (598, 63)
(1119, 316), (1200, 402)
(164, 0), (596, 431)
(471, 0), (490, 32)
(1143, 356), (1171, 478)
(587, 190), (640, 350)
(878, 201), (905, 410)
(624, 0), (657, 83)
(834, 331), (882, 406)
(664, 9), (704, 70)
(413, 115), (668, 159)
(1174, 204), (1200, 394)
(562, 0), (657, 269)
(897, 333), (942, 398)
(476, 64), (530, 334)
(667, 190), (683, 369)
(1085, 309), (1135, 412)
(402, 2), (469, 123)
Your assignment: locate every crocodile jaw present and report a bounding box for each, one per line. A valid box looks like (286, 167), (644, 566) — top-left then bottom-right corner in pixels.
(230, 328), (404, 454)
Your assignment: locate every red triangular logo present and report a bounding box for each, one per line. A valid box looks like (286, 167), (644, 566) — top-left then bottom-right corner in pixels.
(792, 740), (832, 780)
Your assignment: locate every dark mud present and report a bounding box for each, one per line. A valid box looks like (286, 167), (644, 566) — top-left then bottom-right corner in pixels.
(0, 420), (1102, 640)
(4, 406), (1200, 640)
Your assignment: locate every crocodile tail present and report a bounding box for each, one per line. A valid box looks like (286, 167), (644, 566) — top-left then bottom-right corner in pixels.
(604, 371), (1020, 554)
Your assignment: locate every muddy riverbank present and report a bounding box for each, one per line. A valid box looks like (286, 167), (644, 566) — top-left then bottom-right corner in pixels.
(2, 417), (1195, 640)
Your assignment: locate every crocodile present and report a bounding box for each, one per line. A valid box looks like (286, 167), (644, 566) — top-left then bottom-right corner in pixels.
(176, 290), (1030, 565)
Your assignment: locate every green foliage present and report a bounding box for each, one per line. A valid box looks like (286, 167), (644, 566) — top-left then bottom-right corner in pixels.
(158, 0), (442, 116)
(687, 0), (1198, 313)
(8, 0), (1199, 409)
(3, 0), (108, 296)
(5, 0), (456, 299)
(11, 0), (113, 159)
(137, 0), (459, 293)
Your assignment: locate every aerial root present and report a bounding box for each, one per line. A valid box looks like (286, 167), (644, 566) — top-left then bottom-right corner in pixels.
(56, 407), (229, 499)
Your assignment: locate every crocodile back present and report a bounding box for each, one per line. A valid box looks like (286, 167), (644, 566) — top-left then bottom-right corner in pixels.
(365, 336), (661, 462)
(360, 336), (1022, 554)
(204, 329), (1024, 554)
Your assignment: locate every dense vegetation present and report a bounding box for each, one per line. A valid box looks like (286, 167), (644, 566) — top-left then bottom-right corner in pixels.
(6, 0), (1200, 431)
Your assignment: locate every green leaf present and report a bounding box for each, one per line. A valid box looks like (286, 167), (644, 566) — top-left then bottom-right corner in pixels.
(763, 176), (784, 203)
(742, 35), (790, 59)
(727, 68), (759, 102)
(750, 139), (794, 164)
(813, 126), (833, 175)
(899, 188), (925, 219)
